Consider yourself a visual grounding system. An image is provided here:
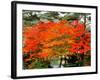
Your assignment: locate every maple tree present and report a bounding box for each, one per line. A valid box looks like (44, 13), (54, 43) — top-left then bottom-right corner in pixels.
(23, 20), (91, 69)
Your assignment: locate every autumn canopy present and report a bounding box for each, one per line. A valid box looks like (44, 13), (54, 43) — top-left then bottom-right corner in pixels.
(23, 20), (90, 62)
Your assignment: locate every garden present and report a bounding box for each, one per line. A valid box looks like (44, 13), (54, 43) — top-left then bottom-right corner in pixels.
(22, 10), (91, 69)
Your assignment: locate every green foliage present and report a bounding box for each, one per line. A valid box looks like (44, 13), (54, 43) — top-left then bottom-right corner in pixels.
(30, 60), (49, 69)
(23, 10), (91, 27)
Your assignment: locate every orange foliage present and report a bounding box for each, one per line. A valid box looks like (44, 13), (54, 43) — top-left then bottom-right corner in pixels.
(38, 52), (49, 58)
(23, 20), (91, 59)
